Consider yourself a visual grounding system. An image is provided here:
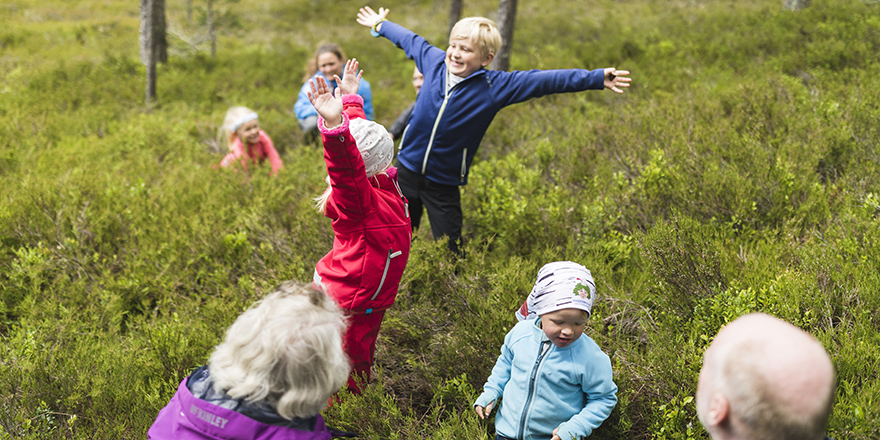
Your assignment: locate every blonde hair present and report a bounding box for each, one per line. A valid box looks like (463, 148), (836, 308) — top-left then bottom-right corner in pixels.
(313, 176), (333, 214)
(208, 281), (349, 420)
(302, 43), (345, 83)
(449, 17), (501, 59)
(218, 106), (258, 151)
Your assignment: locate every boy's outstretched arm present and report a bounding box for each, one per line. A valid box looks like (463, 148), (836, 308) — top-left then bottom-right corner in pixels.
(334, 58), (363, 96)
(307, 76), (343, 128)
(604, 68), (632, 94)
(356, 6), (389, 32)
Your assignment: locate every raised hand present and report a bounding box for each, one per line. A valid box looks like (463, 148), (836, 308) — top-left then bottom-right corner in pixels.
(334, 59), (363, 96)
(307, 76), (343, 128)
(356, 6), (389, 29)
(604, 68), (632, 94)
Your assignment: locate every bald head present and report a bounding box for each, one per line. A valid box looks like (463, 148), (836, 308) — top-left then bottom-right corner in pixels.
(696, 313), (835, 440)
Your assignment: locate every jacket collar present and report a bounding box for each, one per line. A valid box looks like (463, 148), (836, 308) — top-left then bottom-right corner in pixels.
(186, 366), (319, 430)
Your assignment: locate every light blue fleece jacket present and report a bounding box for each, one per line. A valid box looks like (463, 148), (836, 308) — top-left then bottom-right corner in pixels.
(474, 319), (617, 440)
(294, 72), (374, 121)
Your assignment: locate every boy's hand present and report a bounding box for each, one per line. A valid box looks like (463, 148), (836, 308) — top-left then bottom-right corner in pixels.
(604, 68), (632, 94)
(334, 59), (363, 96)
(356, 6), (389, 30)
(474, 401), (495, 419)
(551, 427), (562, 440)
(307, 76), (343, 128)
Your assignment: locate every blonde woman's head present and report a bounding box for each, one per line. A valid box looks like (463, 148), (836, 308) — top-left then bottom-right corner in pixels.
(208, 281), (349, 420)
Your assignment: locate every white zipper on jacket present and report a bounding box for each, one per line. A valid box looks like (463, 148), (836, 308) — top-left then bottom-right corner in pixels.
(421, 70), (466, 175)
(460, 148), (468, 182)
(371, 249), (403, 301)
(399, 125), (409, 153)
(421, 92), (450, 175)
(517, 340), (552, 439)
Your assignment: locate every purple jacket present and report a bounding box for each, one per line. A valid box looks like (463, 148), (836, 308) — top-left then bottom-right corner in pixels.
(147, 374), (333, 440)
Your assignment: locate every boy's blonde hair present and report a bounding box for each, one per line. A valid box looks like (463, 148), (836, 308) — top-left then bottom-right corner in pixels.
(449, 17), (502, 59)
(208, 281), (349, 420)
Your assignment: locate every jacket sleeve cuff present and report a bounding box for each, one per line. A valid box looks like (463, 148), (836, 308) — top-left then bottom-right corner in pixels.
(555, 421), (585, 440)
(342, 94), (364, 107)
(318, 112), (350, 137)
(474, 390), (500, 409)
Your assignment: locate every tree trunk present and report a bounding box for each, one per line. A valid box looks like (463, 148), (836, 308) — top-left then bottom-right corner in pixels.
(139, 0), (167, 66)
(155, 0), (167, 63)
(208, 0), (216, 58)
(145, 55), (157, 105)
(492, 0), (517, 71)
(139, 0), (161, 103)
(448, 0), (463, 37)
(139, 0), (152, 66)
(186, 0), (192, 24)
(783, 0), (811, 10)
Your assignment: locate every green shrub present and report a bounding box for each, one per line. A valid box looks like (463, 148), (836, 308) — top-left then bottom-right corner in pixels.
(2, 0), (879, 438)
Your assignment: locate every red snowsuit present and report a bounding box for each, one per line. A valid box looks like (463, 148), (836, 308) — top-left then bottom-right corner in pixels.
(314, 95), (411, 393)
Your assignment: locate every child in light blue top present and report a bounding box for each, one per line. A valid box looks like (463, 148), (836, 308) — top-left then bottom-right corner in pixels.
(474, 262), (617, 440)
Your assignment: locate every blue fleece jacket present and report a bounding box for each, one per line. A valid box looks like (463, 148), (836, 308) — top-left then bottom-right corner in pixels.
(375, 21), (606, 186)
(475, 319), (617, 440)
(295, 72), (374, 121)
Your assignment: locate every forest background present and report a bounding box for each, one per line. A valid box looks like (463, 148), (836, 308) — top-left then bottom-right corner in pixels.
(1, 0), (878, 438)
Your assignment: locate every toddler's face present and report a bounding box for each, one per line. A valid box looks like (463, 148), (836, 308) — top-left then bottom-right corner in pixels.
(539, 308), (588, 348)
(446, 38), (491, 78)
(236, 120), (260, 145)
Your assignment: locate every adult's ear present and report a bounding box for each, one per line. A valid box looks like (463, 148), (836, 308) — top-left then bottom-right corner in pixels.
(481, 52), (495, 67)
(704, 393), (730, 427)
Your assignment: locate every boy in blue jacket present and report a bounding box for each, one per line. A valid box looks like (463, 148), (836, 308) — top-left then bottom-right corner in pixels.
(357, 7), (631, 255)
(474, 261), (617, 440)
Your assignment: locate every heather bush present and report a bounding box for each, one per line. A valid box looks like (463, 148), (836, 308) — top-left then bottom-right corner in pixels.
(2, 0), (879, 439)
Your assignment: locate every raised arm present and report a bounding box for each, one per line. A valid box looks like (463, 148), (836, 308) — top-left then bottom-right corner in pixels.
(307, 76), (343, 129)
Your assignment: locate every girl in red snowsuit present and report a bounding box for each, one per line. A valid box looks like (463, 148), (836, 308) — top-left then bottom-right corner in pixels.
(309, 59), (411, 393)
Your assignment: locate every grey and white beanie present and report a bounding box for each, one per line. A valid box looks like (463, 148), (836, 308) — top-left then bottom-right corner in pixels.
(349, 118), (393, 177)
(515, 261), (596, 321)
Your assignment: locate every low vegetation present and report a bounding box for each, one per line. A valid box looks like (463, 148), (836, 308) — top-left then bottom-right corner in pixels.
(1, 0), (878, 438)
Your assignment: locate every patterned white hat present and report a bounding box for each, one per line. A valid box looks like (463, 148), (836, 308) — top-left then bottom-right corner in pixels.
(349, 118), (393, 177)
(516, 261), (596, 321)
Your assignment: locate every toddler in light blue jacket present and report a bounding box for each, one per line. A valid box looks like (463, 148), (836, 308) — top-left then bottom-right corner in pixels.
(474, 262), (618, 440)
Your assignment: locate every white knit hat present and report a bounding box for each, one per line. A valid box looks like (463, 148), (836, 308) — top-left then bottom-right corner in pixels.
(515, 261), (596, 321)
(349, 118), (393, 177)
